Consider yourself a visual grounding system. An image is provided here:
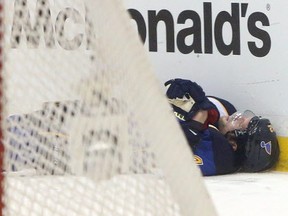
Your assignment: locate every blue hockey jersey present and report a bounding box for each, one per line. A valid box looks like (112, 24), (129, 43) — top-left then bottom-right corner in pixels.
(180, 121), (239, 176)
(178, 96), (241, 176)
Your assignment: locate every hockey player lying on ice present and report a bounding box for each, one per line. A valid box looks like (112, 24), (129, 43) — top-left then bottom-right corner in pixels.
(165, 78), (280, 176)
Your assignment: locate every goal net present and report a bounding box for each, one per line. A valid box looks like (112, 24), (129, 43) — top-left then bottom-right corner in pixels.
(1, 0), (217, 215)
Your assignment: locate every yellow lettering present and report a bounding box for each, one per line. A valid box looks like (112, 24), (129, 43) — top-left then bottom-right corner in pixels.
(174, 112), (185, 121)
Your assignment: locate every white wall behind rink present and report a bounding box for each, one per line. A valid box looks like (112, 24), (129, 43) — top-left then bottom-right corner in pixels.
(124, 0), (288, 136)
(4, 0), (288, 137)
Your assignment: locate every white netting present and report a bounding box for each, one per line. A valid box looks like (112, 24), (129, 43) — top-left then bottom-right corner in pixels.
(2, 0), (216, 215)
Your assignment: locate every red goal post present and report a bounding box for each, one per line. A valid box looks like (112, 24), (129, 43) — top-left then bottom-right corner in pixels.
(0, 2), (4, 215)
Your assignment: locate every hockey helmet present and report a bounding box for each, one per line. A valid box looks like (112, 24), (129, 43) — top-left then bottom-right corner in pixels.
(235, 116), (280, 172)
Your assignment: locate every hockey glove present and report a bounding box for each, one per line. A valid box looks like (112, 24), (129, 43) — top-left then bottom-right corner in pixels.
(165, 78), (219, 127)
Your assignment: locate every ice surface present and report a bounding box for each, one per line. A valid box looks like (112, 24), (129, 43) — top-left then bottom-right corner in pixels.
(4, 171), (288, 216)
(204, 171), (288, 216)
(3, 174), (181, 216)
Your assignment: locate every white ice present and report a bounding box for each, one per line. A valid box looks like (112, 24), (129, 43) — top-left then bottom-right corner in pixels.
(4, 171), (288, 216)
(204, 171), (288, 216)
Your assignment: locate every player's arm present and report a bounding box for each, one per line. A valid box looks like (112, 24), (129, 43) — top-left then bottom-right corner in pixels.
(176, 110), (208, 146)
